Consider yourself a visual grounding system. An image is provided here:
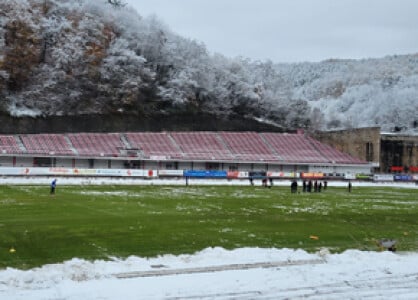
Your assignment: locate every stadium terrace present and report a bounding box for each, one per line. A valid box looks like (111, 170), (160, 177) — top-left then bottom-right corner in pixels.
(0, 131), (373, 180)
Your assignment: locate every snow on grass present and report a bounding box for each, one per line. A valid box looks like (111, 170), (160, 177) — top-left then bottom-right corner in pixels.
(0, 180), (417, 298)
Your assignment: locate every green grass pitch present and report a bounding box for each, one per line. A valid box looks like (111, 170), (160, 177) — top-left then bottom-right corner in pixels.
(0, 184), (417, 269)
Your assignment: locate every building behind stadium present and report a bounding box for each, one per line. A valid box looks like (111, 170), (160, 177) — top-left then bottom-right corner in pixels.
(314, 127), (418, 175)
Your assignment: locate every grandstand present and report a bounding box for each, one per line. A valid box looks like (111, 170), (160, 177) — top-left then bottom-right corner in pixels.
(125, 132), (182, 159)
(261, 133), (328, 163)
(0, 131), (371, 178)
(20, 134), (74, 155)
(67, 133), (123, 157)
(0, 135), (22, 154)
(171, 132), (234, 161)
(220, 132), (277, 161)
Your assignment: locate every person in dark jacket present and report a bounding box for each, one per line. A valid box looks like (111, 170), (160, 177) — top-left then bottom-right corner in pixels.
(291, 180), (298, 193)
(307, 180), (312, 192)
(50, 179), (57, 195)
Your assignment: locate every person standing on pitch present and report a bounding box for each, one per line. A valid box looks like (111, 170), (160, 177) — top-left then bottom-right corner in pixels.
(50, 179), (57, 195)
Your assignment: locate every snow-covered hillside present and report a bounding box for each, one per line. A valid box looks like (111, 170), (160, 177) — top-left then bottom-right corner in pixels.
(276, 56), (418, 132)
(0, 0), (417, 133)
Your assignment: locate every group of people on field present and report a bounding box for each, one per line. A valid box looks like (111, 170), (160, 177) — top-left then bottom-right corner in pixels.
(249, 177), (274, 188)
(293, 180), (353, 193)
(300, 180), (327, 193)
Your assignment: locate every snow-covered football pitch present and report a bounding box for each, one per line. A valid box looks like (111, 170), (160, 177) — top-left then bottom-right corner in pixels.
(0, 178), (417, 299)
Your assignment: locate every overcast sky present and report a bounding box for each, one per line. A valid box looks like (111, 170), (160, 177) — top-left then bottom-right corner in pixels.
(124, 0), (418, 63)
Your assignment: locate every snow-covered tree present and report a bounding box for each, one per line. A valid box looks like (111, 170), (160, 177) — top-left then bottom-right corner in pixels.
(0, 0), (417, 133)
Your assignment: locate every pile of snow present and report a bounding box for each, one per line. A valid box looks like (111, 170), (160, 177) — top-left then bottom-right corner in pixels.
(1, 247), (418, 299)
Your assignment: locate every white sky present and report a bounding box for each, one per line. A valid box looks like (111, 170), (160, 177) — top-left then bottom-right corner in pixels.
(124, 0), (418, 63)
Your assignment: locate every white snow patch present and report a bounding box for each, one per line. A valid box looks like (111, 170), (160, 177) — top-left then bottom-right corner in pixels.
(8, 104), (42, 117)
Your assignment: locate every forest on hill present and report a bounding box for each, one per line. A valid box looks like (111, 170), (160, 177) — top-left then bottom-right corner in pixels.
(0, 0), (417, 133)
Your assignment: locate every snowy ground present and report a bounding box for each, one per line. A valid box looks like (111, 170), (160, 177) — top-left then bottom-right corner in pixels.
(1, 178), (417, 299)
(1, 248), (418, 299)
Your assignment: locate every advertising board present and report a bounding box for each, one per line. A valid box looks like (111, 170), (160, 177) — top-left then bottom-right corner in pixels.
(183, 170), (227, 178)
(158, 170), (184, 177)
(373, 174), (394, 182)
